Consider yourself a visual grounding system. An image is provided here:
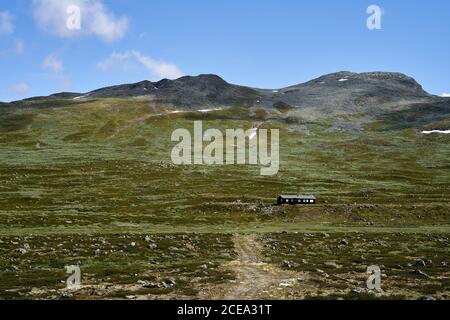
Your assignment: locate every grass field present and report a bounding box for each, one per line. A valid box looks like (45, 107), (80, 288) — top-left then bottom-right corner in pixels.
(0, 99), (449, 299)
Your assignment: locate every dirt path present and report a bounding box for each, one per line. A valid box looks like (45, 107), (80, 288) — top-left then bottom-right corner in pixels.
(220, 234), (299, 300)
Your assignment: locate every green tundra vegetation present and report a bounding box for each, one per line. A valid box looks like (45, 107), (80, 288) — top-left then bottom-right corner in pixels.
(0, 98), (448, 299)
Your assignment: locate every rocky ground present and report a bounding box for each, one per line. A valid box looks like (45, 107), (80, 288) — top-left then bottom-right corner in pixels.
(1, 231), (448, 300)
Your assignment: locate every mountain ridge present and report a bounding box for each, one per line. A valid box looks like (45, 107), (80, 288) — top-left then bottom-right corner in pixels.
(5, 71), (439, 104)
(3, 72), (449, 125)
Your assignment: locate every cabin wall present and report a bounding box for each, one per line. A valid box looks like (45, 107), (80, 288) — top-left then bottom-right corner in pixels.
(277, 197), (316, 205)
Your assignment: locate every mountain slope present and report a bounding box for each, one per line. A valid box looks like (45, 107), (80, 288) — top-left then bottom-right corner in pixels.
(3, 72), (449, 127)
(76, 74), (258, 109)
(257, 71), (433, 114)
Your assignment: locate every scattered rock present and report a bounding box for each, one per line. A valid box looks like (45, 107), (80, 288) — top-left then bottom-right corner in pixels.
(316, 269), (329, 277)
(414, 269), (431, 278)
(279, 282), (293, 288)
(162, 278), (176, 288)
(320, 232), (330, 238)
(339, 239), (349, 245)
(10, 265), (20, 272)
(415, 259), (426, 268)
(90, 288), (102, 296)
(58, 292), (74, 300)
(144, 282), (160, 289)
(418, 296), (436, 301)
(137, 280), (160, 289)
(324, 261), (340, 268)
(316, 269), (325, 274)
(281, 260), (296, 269)
(352, 287), (366, 294)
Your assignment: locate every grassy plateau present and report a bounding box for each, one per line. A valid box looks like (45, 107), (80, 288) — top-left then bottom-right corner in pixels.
(0, 98), (448, 299)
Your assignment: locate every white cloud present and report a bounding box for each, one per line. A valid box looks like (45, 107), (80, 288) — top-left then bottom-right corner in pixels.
(0, 11), (14, 35)
(58, 76), (73, 92)
(15, 39), (25, 55)
(32, 0), (128, 42)
(10, 82), (30, 95)
(42, 54), (64, 73)
(442, 93), (450, 97)
(98, 50), (184, 80)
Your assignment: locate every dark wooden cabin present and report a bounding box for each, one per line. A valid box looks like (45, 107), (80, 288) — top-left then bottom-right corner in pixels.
(277, 195), (316, 205)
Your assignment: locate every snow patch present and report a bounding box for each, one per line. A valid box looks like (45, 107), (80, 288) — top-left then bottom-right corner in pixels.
(73, 93), (92, 100)
(422, 130), (450, 134)
(155, 108), (222, 116)
(197, 108), (223, 113)
(338, 78), (349, 82)
(73, 95), (88, 100)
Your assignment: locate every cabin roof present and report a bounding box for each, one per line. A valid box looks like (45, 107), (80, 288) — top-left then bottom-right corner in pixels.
(279, 195), (316, 200)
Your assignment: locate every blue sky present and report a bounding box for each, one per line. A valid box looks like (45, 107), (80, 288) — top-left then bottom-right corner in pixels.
(0, 0), (449, 102)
